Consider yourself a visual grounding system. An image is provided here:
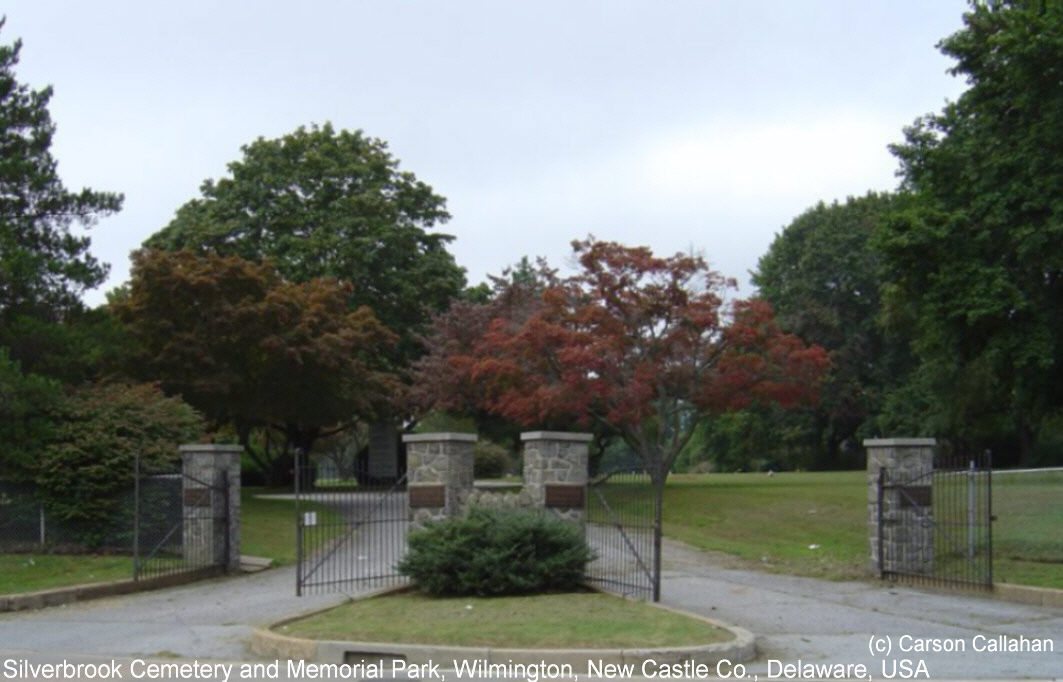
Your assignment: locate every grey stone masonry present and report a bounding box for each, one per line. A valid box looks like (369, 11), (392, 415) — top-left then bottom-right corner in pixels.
(180, 444), (241, 572)
(403, 433), (475, 526)
(865, 438), (935, 576)
(521, 431), (592, 522)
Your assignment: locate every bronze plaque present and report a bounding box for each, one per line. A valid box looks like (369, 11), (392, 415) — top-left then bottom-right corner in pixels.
(898, 485), (932, 508)
(545, 484), (585, 509)
(183, 488), (211, 507)
(409, 485), (446, 508)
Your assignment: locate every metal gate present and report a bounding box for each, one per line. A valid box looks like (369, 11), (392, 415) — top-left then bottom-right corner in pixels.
(132, 454), (230, 582)
(585, 468), (660, 601)
(295, 449), (409, 595)
(878, 451), (992, 589)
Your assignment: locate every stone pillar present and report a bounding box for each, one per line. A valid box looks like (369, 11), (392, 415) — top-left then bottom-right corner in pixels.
(180, 444), (241, 572)
(521, 431), (591, 522)
(403, 433), (475, 526)
(865, 438), (935, 576)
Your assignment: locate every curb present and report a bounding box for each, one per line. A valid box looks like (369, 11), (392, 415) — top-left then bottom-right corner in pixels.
(0, 556), (272, 613)
(993, 582), (1063, 608)
(251, 588), (757, 668)
(0, 567), (222, 613)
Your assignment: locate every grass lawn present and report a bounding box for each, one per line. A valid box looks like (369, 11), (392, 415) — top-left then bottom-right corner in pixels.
(240, 489), (302, 565)
(240, 488), (347, 566)
(0, 554), (132, 594)
(991, 470), (1063, 589)
(663, 471), (868, 580)
(280, 590), (730, 648)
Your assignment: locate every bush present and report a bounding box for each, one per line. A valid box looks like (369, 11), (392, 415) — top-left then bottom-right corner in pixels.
(474, 440), (512, 478)
(398, 507), (594, 596)
(34, 382), (204, 547)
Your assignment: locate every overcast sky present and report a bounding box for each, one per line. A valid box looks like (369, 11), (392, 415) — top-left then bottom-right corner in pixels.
(7, 1), (971, 305)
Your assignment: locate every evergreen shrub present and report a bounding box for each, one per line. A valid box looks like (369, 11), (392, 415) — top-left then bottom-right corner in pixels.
(398, 507), (593, 595)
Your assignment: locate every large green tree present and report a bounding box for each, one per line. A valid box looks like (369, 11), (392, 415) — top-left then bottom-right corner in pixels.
(876, 0), (1063, 464)
(144, 123), (464, 368)
(753, 193), (916, 468)
(0, 21), (121, 321)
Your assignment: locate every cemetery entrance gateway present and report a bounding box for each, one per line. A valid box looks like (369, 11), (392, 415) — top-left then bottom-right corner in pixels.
(293, 431), (661, 601)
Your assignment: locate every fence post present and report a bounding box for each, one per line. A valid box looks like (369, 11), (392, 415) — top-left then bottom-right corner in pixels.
(179, 444), (242, 572)
(520, 431), (592, 523)
(865, 438), (935, 577)
(403, 433), (476, 527)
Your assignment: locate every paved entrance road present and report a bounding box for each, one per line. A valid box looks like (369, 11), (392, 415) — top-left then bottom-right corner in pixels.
(1, 539), (1060, 680)
(661, 540), (1062, 680)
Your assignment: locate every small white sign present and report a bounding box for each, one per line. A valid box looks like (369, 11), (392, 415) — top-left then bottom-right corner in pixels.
(303, 511), (317, 526)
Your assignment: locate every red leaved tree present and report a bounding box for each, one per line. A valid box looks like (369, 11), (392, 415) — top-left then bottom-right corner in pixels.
(115, 249), (402, 484)
(421, 239), (829, 486)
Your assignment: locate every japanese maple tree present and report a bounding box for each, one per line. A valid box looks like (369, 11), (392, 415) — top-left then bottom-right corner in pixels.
(115, 249), (401, 482)
(427, 239), (829, 486)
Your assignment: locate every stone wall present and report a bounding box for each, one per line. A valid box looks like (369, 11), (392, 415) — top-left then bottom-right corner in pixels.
(461, 486), (535, 510)
(865, 438), (935, 576)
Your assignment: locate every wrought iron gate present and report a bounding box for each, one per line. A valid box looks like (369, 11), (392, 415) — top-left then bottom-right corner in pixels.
(295, 449), (409, 595)
(878, 451), (992, 589)
(585, 468), (660, 600)
(132, 454), (230, 581)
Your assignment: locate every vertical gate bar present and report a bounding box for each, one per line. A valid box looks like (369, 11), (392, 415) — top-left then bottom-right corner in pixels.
(986, 451), (993, 587)
(969, 458), (973, 560)
(652, 478), (662, 602)
(222, 469), (230, 573)
(948, 464), (954, 586)
(877, 466), (885, 579)
(133, 452), (140, 581)
(295, 447), (303, 596)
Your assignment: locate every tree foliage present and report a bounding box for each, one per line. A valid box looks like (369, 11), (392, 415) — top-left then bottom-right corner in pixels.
(0, 22), (121, 320)
(143, 123), (464, 366)
(420, 239), (829, 484)
(114, 249), (401, 465)
(35, 382), (203, 547)
(0, 347), (62, 482)
(753, 193), (916, 467)
(877, 0), (1063, 463)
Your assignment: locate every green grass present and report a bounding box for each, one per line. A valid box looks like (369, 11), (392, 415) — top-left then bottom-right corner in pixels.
(240, 488), (345, 566)
(663, 472), (869, 580)
(0, 554), (133, 594)
(240, 489), (302, 565)
(281, 590), (730, 647)
(991, 471), (1063, 588)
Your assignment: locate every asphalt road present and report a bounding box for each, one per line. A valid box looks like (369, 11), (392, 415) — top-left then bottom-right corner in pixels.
(1, 536), (1060, 680)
